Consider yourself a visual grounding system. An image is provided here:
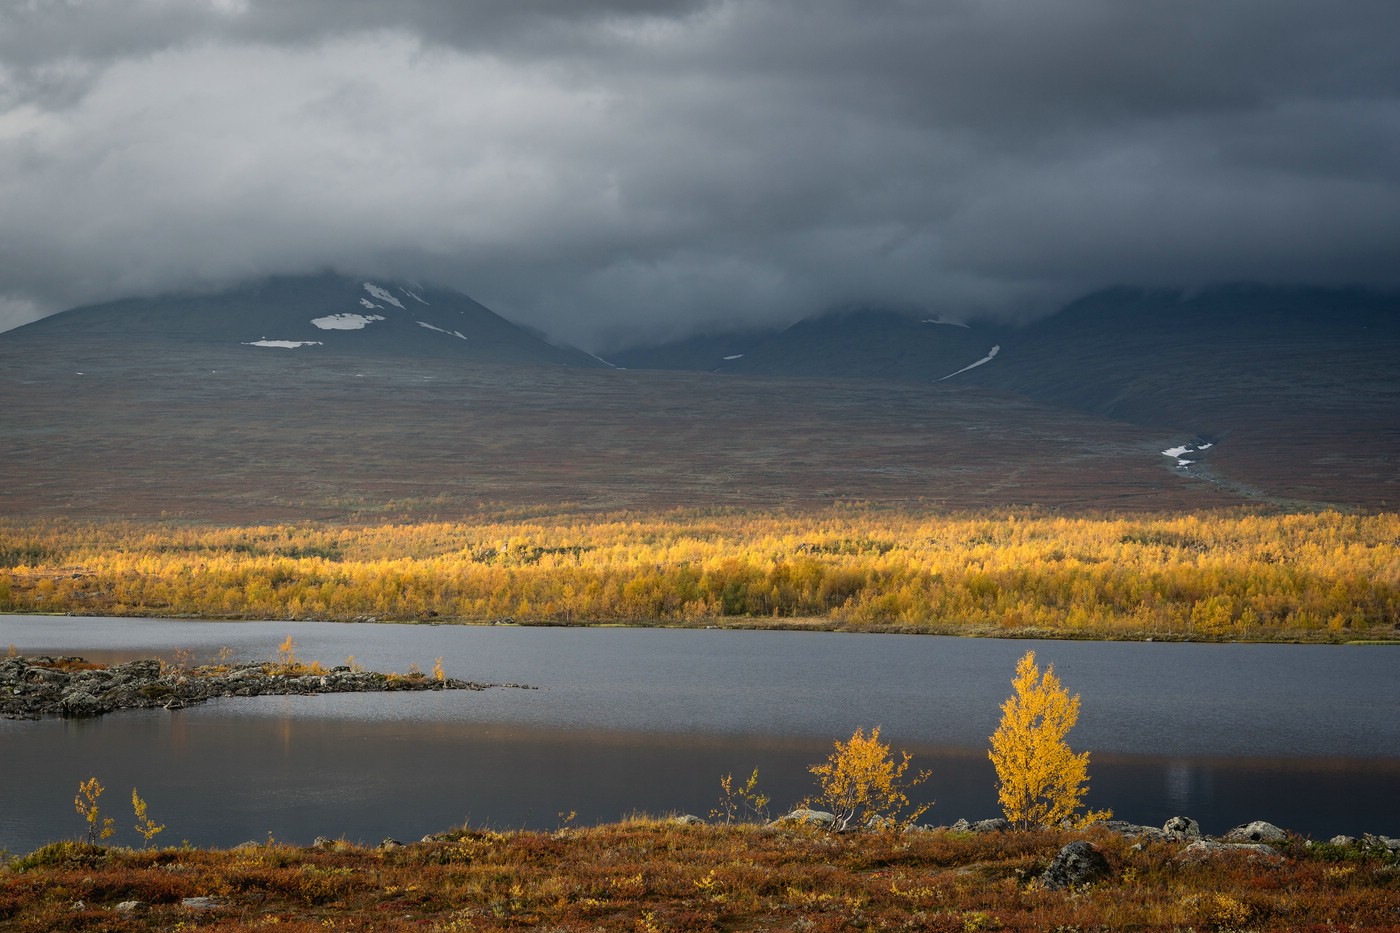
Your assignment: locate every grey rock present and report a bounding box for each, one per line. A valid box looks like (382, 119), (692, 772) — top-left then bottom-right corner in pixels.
(1163, 816), (1201, 840)
(672, 814), (705, 826)
(769, 808), (837, 829)
(1329, 834), (1358, 847)
(1362, 833), (1400, 853)
(180, 896), (224, 910)
(60, 689), (104, 717)
(116, 659), (162, 679)
(312, 836), (334, 849)
(1181, 839), (1282, 861)
(1222, 820), (1287, 844)
(1097, 820), (1166, 840)
(114, 901), (142, 913)
(949, 817), (1011, 833)
(380, 837), (404, 849)
(1040, 841), (1110, 891)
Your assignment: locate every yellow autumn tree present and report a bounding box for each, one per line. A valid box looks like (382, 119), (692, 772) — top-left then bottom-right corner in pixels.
(75, 777), (115, 844)
(809, 726), (931, 831)
(132, 788), (165, 847)
(988, 651), (1111, 830)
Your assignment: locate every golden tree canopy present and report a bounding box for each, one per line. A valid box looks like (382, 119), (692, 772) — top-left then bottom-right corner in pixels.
(988, 650), (1110, 830)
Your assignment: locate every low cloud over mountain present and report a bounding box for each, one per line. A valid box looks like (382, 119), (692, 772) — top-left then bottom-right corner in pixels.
(3, 1), (1399, 348)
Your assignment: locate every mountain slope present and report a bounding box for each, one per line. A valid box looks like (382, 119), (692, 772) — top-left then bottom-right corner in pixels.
(5, 273), (603, 367)
(959, 284), (1400, 430)
(611, 309), (1002, 382)
(609, 285), (1400, 508)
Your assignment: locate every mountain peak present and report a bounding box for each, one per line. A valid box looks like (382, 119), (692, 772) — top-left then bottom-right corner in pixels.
(5, 273), (603, 368)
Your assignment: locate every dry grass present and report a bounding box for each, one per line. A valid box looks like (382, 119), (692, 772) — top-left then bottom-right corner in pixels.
(3, 821), (1398, 931)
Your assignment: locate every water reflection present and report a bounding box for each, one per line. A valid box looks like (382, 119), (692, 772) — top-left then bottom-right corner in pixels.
(1164, 760), (1192, 812)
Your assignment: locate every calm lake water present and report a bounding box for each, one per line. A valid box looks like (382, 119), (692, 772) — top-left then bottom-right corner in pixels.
(2, 616), (1397, 853)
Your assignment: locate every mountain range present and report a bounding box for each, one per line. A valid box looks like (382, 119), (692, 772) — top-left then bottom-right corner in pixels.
(2, 274), (1395, 519)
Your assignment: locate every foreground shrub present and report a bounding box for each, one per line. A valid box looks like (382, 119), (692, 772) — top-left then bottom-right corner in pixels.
(808, 726), (931, 831)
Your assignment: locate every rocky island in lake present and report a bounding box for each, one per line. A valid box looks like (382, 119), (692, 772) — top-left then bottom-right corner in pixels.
(0, 653), (530, 720)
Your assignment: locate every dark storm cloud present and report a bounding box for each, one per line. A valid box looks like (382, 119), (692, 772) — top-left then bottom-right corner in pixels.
(1, 0), (1398, 348)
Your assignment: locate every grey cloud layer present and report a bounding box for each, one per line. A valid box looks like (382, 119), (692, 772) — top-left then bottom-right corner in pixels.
(2, 0), (1398, 347)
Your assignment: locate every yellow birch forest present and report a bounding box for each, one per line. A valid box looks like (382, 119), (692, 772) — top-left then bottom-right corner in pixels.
(2, 508), (1397, 641)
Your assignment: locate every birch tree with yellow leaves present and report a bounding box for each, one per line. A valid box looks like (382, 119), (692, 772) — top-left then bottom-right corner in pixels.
(988, 651), (1111, 830)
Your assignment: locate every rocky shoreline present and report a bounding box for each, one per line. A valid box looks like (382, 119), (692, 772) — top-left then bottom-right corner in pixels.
(0, 654), (532, 720)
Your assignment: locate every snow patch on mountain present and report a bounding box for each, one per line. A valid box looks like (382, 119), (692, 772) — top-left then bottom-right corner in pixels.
(1162, 441), (1214, 468)
(401, 287), (429, 305)
(417, 321), (467, 340)
(312, 313), (385, 330)
(243, 340), (323, 349)
(723, 354), (744, 360)
(363, 282), (405, 309)
(922, 319), (971, 328)
(360, 298), (381, 310)
(938, 345), (1000, 380)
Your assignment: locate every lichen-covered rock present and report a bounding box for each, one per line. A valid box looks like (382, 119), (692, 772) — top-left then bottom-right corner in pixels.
(769, 808), (837, 828)
(1223, 820), (1287, 844)
(949, 817), (1010, 833)
(1040, 841), (1110, 890)
(1163, 816), (1201, 840)
(1362, 833), (1400, 853)
(1180, 839), (1282, 861)
(1095, 820), (1166, 840)
(59, 689), (104, 717)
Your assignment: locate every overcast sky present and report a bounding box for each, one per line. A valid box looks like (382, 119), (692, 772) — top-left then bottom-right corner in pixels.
(2, 0), (1398, 349)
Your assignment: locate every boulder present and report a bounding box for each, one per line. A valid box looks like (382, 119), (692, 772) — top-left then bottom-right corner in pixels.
(950, 817), (1010, 833)
(1163, 816), (1201, 840)
(1328, 835), (1357, 847)
(672, 814), (705, 826)
(1040, 841), (1110, 890)
(115, 659), (162, 679)
(1362, 833), (1400, 853)
(60, 689), (104, 718)
(769, 808), (837, 829)
(1096, 820), (1165, 840)
(1180, 839), (1282, 861)
(1222, 821), (1287, 844)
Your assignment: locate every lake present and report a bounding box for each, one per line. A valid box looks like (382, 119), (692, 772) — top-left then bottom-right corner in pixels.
(2, 616), (1397, 853)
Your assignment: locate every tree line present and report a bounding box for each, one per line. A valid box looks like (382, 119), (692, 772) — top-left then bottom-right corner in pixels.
(2, 508), (1396, 640)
